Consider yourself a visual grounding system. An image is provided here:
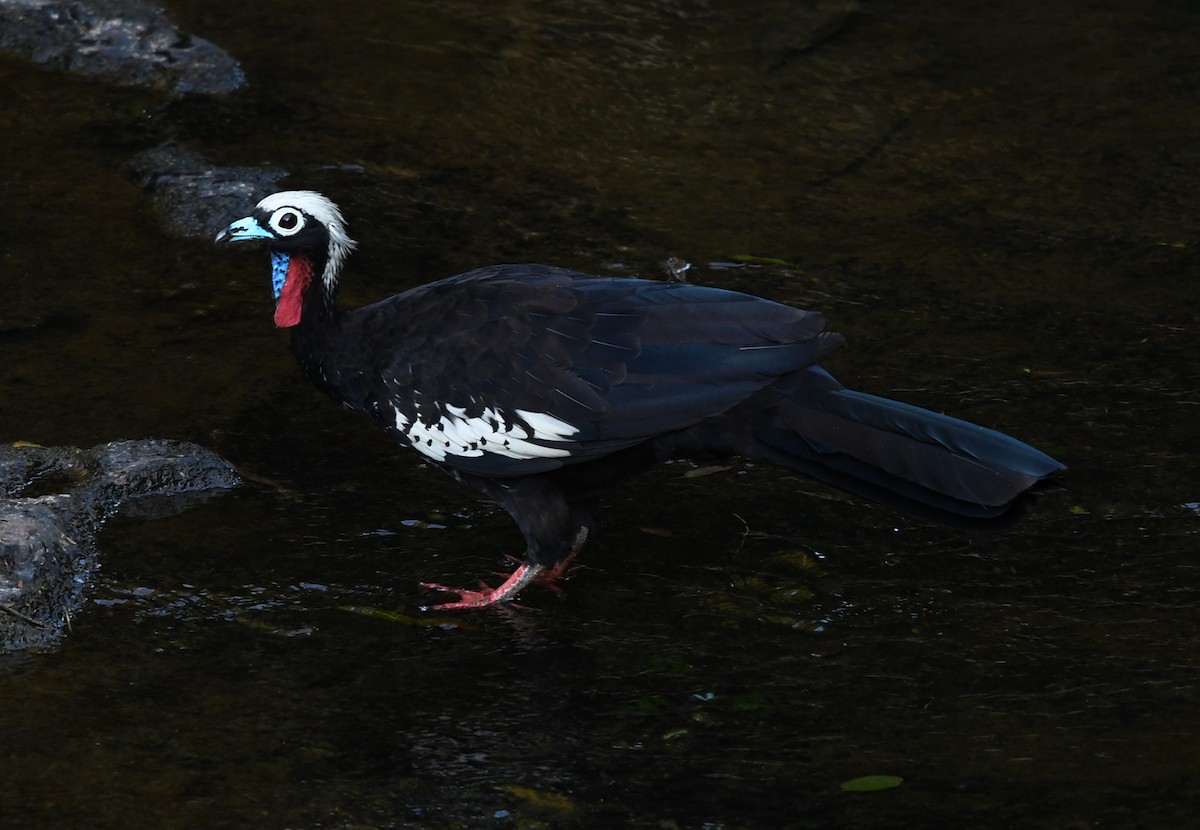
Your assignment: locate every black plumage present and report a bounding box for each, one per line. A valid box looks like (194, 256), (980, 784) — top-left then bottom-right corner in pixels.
(216, 191), (1064, 609)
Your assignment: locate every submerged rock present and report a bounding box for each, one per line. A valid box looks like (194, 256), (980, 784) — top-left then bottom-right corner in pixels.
(0, 0), (245, 94)
(129, 144), (288, 238)
(0, 439), (239, 653)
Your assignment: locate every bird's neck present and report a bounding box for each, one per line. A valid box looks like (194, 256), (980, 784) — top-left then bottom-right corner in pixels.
(273, 250), (341, 327)
(280, 252), (348, 399)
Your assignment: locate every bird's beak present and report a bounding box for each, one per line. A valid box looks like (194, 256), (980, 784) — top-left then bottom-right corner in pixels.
(214, 215), (272, 244)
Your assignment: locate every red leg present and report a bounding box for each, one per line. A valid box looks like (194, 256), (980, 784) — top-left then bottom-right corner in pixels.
(548, 526), (589, 577)
(421, 528), (591, 611)
(421, 562), (545, 611)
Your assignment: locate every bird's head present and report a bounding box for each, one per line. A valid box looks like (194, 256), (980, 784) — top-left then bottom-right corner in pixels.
(215, 190), (357, 327)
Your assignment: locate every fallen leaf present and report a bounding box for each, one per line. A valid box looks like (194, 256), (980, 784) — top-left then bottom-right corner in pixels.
(840, 775), (903, 792)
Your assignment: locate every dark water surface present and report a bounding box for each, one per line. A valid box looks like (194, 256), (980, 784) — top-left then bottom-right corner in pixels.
(3, 1), (1200, 827)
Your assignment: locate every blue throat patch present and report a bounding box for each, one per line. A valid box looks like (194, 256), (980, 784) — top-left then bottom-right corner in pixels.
(271, 251), (290, 299)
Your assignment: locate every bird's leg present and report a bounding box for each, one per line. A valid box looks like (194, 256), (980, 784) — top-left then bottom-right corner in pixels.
(539, 526), (589, 583)
(421, 527), (590, 611)
(421, 562), (545, 611)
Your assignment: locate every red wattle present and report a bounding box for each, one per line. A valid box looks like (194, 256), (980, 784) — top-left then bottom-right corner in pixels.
(274, 257), (314, 328)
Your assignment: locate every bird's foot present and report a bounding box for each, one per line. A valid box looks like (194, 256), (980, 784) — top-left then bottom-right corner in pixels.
(503, 554), (582, 584)
(422, 528), (590, 611)
(543, 528), (589, 586)
(421, 562), (545, 611)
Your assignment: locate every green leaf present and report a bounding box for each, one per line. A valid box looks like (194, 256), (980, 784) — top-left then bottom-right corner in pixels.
(730, 254), (791, 266)
(840, 775), (903, 792)
(501, 784), (575, 813)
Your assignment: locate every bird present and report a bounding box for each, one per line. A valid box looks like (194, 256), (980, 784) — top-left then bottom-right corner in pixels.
(215, 190), (1064, 610)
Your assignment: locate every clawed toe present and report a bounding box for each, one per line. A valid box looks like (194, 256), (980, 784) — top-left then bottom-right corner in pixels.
(420, 562), (545, 611)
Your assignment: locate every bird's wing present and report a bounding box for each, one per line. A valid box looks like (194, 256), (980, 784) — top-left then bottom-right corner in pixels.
(349, 265), (842, 476)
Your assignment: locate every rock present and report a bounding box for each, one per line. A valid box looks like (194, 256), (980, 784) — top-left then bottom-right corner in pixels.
(128, 144), (288, 239)
(0, 0), (245, 94)
(0, 440), (239, 653)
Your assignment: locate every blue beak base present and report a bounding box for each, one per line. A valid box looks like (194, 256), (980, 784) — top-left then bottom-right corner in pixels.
(215, 216), (273, 244)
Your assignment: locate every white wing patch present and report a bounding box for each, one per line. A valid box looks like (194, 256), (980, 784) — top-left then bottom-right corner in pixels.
(393, 405), (579, 462)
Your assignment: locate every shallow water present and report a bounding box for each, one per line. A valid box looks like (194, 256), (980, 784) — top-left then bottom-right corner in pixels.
(3, 0), (1200, 827)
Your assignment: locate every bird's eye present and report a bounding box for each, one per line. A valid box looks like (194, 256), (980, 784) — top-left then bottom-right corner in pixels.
(269, 208), (305, 236)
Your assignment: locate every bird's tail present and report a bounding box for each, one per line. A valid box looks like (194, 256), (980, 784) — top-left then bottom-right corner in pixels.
(742, 369), (1065, 527)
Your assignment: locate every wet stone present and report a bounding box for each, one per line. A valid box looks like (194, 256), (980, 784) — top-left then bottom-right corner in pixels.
(128, 144), (287, 239)
(0, 440), (239, 654)
(0, 0), (245, 94)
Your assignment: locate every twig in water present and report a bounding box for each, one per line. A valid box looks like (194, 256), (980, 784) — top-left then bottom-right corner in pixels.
(0, 603), (48, 629)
